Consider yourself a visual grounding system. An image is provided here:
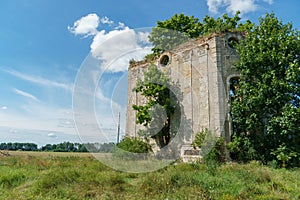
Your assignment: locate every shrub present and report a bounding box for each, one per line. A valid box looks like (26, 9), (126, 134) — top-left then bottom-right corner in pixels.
(192, 129), (227, 173)
(227, 135), (258, 162)
(192, 130), (206, 149)
(271, 144), (298, 168)
(112, 137), (152, 160)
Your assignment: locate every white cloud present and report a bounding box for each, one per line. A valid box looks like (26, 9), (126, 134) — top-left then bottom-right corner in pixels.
(4, 69), (72, 91)
(226, 0), (258, 14)
(68, 13), (100, 37)
(206, 0), (274, 14)
(115, 22), (126, 30)
(100, 16), (114, 25)
(137, 31), (151, 44)
(1, 106), (8, 110)
(262, 0), (273, 4)
(68, 15), (116, 37)
(69, 13), (152, 73)
(13, 88), (40, 102)
(91, 27), (152, 72)
(207, 0), (225, 14)
(48, 133), (57, 138)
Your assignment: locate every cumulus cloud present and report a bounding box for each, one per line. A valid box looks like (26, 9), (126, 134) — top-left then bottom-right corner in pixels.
(206, 0), (274, 14)
(207, 0), (225, 14)
(69, 13), (152, 73)
(227, 0), (258, 14)
(137, 31), (151, 44)
(68, 14), (117, 37)
(13, 88), (40, 102)
(68, 13), (100, 37)
(90, 27), (152, 72)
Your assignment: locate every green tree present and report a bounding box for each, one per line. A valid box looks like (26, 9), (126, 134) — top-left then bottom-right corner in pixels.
(149, 11), (252, 55)
(149, 14), (202, 54)
(230, 13), (300, 167)
(132, 64), (178, 148)
(41, 144), (54, 151)
(77, 144), (88, 152)
(99, 142), (116, 153)
(201, 11), (253, 34)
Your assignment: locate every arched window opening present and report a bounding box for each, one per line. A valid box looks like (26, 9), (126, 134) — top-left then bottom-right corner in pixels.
(160, 55), (169, 66)
(227, 37), (239, 49)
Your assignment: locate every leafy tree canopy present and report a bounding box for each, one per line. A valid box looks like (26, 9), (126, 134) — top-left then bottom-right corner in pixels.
(133, 64), (174, 125)
(230, 13), (300, 168)
(133, 64), (179, 148)
(149, 11), (253, 55)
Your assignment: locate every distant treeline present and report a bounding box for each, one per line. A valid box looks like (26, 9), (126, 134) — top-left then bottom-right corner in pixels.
(0, 142), (115, 153)
(0, 142), (38, 151)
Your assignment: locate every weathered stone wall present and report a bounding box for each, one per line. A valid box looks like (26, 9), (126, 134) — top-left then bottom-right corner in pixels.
(126, 32), (242, 157)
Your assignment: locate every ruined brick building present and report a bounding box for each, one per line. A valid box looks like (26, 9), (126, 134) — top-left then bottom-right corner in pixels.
(126, 32), (242, 160)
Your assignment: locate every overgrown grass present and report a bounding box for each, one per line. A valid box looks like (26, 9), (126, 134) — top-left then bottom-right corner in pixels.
(0, 152), (299, 199)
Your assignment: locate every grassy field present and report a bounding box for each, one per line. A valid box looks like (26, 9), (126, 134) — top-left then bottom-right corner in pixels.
(0, 151), (299, 200)
(3, 150), (105, 158)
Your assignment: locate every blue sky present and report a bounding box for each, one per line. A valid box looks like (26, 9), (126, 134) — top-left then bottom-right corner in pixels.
(0, 0), (299, 146)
